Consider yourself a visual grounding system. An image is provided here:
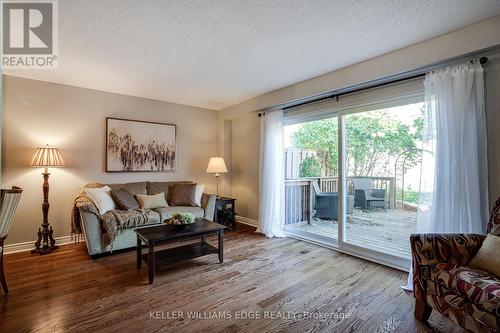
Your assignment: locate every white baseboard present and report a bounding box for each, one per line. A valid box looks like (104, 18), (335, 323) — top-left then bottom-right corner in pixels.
(235, 215), (259, 227)
(4, 235), (82, 254)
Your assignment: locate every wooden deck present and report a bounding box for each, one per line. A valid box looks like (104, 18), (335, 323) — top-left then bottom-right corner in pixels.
(286, 209), (417, 257)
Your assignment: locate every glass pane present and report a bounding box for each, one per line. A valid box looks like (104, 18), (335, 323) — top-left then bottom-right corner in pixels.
(344, 103), (423, 258)
(284, 116), (339, 241)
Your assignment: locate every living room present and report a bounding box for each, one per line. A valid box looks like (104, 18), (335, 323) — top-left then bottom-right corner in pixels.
(1, 1), (500, 332)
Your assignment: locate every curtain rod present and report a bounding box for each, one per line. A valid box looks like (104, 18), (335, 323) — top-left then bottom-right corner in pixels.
(258, 55), (489, 116)
(282, 73), (425, 111)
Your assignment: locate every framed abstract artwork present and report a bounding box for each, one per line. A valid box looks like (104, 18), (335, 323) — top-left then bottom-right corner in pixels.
(106, 117), (177, 172)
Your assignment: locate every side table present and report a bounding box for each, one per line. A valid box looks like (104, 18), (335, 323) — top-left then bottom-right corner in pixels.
(214, 197), (236, 231)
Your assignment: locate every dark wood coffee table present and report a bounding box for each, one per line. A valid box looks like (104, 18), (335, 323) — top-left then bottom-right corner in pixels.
(134, 219), (225, 284)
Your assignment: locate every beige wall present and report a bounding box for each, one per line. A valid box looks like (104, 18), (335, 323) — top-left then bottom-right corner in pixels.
(2, 75), (218, 245)
(215, 115), (233, 198)
(222, 16), (500, 222)
(231, 113), (260, 220)
(221, 119), (233, 197)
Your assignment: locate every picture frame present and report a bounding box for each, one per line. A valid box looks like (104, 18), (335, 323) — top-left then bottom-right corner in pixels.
(106, 117), (177, 172)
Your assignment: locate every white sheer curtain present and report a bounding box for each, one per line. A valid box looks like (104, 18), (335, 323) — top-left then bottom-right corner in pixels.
(257, 109), (286, 238)
(405, 60), (488, 290)
(418, 60), (488, 235)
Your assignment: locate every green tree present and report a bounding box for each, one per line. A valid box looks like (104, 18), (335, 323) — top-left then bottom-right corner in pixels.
(292, 111), (422, 177)
(293, 118), (338, 176)
(412, 107), (425, 141)
(299, 155), (322, 177)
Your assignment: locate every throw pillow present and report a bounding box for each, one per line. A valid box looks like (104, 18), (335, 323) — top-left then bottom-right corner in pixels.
(84, 186), (117, 215)
(169, 183), (197, 206)
(135, 193), (169, 209)
(194, 184), (205, 207)
(110, 189), (139, 210)
(469, 234), (500, 277)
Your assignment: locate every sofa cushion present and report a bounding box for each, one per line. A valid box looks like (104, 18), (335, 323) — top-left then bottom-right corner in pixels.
(194, 184), (204, 207)
(103, 209), (161, 226)
(135, 193), (169, 209)
(431, 263), (500, 316)
(469, 234), (500, 277)
(107, 182), (147, 195)
(144, 210), (161, 225)
(84, 186), (116, 215)
(169, 183), (197, 206)
(110, 189), (139, 210)
(154, 206), (204, 221)
(147, 181), (193, 201)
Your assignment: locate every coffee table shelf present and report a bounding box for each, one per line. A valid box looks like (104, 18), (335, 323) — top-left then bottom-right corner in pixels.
(140, 242), (219, 269)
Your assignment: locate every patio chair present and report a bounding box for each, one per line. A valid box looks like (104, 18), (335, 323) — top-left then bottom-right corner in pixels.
(352, 177), (387, 211)
(0, 187), (23, 296)
(312, 182), (354, 220)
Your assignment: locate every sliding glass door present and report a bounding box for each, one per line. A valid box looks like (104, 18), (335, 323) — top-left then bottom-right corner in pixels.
(283, 79), (425, 270)
(284, 115), (339, 244)
(343, 103), (423, 258)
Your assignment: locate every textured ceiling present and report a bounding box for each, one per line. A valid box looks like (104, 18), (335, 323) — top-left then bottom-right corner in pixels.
(5, 0), (500, 110)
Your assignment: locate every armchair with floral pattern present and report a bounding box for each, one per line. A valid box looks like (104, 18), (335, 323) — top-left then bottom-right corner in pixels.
(410, 197), (500, 332)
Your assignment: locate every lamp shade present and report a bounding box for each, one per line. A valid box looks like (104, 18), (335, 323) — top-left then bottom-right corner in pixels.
(206, 157), (227, 174)
(30, 145), (65, 167)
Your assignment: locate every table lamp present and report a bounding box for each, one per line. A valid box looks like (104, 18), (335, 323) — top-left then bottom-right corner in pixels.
(30, 144), (65, 255)
(206, 157), (227, 199)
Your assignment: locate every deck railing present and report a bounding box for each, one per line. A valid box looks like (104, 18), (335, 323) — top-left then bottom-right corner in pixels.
(285, 179), (314, 225)
(285, 176), (396, 225)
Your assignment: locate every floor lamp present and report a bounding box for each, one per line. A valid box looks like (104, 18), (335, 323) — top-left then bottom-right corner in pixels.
(30, 145), (65, 255)
(206, 157), (228, 199)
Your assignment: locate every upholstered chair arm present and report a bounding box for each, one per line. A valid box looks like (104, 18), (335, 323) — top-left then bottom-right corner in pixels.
(201, 193), (217, 221)
(410, 233), (485, 301)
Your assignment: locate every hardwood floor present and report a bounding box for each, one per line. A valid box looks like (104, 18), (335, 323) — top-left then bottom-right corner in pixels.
(1, 225), (461, 333)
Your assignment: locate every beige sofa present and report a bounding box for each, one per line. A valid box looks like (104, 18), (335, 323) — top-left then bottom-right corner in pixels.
(79, 181), (216, 256)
